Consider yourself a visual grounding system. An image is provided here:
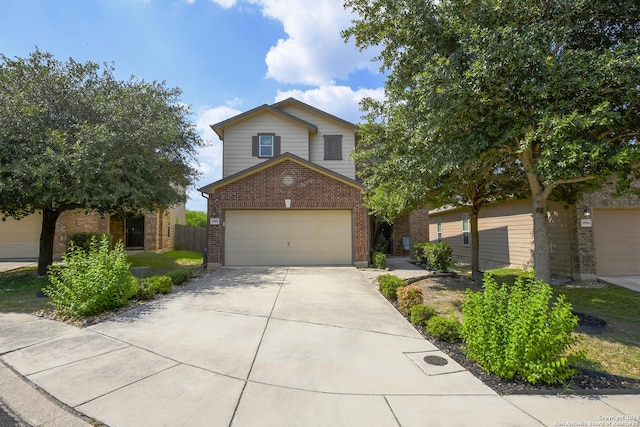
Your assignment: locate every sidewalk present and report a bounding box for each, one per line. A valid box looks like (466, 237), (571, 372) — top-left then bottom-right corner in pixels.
(0, 263), (638, 427)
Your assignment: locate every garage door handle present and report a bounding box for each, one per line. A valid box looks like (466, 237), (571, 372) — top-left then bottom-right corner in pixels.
(287, 241), (290, 246)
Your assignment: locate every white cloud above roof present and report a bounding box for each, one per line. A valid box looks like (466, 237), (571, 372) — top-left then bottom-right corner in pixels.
(209, 0), (237, 8)
(249, 0), (380, 86)
(275, 85), (385, 123)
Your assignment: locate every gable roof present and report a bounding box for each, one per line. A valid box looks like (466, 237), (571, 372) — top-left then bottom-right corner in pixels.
(272, 98), (360, 130)
(210, 103), (318, 140)
(198, 152), (363, 194)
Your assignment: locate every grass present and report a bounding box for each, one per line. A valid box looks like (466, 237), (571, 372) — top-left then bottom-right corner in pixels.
(0, 250), (203, 313)
(0, 268), (50, 313)
(552, 283), (640, 379)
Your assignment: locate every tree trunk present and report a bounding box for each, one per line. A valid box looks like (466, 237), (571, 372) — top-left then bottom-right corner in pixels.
(470, 207), (482, 284)
(531, 193), (552, 283)
(37, 207), (61, 276)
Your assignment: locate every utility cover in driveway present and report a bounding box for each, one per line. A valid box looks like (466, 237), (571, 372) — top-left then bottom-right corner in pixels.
(224, 210), (352, 265)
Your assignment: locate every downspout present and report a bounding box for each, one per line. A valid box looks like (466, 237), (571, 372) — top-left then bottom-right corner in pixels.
(201, 192), (209, 269)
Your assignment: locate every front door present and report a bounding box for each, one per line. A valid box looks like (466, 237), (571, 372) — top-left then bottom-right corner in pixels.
(126, 214), (145, 249)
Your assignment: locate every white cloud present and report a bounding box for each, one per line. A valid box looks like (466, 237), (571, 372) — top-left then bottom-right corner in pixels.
(209, 0), (237, 8)
(187, 103), (242, 211)
(249, 0), (380, 86)
(275, 85), (384, 123)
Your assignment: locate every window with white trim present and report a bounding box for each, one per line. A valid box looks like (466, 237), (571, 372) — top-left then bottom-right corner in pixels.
(462, 213), (470, 245)
(437, 218), (442, 242)
(259, 135), (274, 157)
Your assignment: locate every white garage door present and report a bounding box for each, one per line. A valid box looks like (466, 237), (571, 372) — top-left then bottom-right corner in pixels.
(225, 210), (352, 266)
(593, 208), (640, 276)
(0, 214), (42, 258)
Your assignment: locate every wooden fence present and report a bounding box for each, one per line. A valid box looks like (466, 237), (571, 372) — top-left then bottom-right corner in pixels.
(175, 224), (207, 253)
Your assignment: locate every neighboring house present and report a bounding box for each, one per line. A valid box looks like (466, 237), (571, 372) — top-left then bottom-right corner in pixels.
(199, 98), (382, 267)
(0, 206), (185, 259)
(428, 179), (640, 279)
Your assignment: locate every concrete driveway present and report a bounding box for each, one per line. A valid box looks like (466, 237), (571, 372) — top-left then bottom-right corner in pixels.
(1, 266), (638, 426)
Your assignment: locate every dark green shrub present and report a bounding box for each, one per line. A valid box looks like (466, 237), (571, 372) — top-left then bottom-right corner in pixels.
(397, 285), (423, 314)
(461, 273), (579, 385)
(143, 276), (173, 294)
(372, 251), (387, 269)
(377, 274), (406, 300)
(45, 237), (137, 316)
(412, 242), (453, 272)
(167, 269), (192, 286)
(410, 304), (437, 327)
(136, 281), (157, 300)
(426, 316), (462, 342)
(68, 232), (112, 252)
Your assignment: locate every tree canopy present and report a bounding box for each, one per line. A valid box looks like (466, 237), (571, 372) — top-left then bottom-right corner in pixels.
(344, 0), (640, 281)
(0, 50), (203, 274)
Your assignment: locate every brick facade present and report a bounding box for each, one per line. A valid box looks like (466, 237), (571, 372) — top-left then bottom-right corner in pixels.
(51, 208), (184, 257)
(390, 208), (430, 257)
(205, 158), (369, 266)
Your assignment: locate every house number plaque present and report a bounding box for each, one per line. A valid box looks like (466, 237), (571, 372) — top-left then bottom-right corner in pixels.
(210, 218), (220, 226)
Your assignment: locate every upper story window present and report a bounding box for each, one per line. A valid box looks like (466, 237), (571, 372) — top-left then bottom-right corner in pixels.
(436, 217), (442, 242)
(324, 135), (343, 160)
(252, 133), (280, 158)
(259, 135), (273, 157)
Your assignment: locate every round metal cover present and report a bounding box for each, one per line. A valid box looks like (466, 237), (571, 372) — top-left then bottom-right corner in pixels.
(423, 355), (448, 366)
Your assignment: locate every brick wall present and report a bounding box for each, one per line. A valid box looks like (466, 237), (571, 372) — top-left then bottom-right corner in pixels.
(206, 159), (369, 265)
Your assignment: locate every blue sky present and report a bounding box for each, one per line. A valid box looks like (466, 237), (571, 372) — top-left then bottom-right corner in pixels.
(0, 0), (385, 211)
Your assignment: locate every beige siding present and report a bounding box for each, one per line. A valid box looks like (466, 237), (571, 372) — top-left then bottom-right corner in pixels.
(223, 113), (310, 178)
(278, 105), (356, 179)
(430, 200), (535, 271)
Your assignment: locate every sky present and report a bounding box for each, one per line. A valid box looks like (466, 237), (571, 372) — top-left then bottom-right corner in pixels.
(0, 0), (385, 212)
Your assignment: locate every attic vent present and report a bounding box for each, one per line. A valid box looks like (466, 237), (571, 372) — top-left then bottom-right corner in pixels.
(281, 174), (295, 186)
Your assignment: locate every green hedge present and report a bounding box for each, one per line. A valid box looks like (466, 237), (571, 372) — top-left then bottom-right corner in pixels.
(377, 274), (406, 300)
(167, 269), (192, 286)
(372, 251), (387, 269)
(412, 242), (453, 272)
(426, 316), (462, 342)
(68, 232), (112, 252)
(397, 285), (423, 314)
(45, 237), (137, 316)
(461, 273), (580, 384)
(410, 304), (437, 327)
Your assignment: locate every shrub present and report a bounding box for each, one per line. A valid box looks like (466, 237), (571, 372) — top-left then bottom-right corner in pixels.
(372, 251), (387, 269)
(397, 285), (423, 314)
(167, 269), (192, 286)
(136, 280), (158, 300)
(461, 273), (580, 385)
(143, 276), (173, 294)
(377, 274), (406, 300)
(410, 304), (437, 327)
(426, 316), (462, 342)
(45, 237), (137, 316)
(68, 232), (112, 252)
(412, 242), (453, 272)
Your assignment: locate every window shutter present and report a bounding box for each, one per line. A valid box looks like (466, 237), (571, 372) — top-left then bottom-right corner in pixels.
(252, 135), (258, 157)
(274, 136), (281, 156)
(324, 135), (343, 160)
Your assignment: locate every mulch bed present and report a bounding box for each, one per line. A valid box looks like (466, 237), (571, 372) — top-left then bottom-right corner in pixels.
(390, 293), (640, 395)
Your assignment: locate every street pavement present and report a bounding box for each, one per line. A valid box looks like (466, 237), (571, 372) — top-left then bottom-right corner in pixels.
(0, 262), (638, 426)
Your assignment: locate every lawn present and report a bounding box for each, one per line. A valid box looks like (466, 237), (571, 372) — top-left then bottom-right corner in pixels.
(412, 271), (640, 381)
(0, 250), (203, 314)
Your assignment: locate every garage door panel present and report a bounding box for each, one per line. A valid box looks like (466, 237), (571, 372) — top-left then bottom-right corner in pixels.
(225, 210), (352, 266)
(593, 208), (640, 276)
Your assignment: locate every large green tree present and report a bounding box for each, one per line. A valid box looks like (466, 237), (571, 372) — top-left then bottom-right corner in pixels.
(353, 100), (526, 279)
(0, 50), (203, 275)
(344, 0), (640, 281)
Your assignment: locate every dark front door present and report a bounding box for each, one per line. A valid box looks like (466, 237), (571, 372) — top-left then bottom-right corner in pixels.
(126, 214), (145, 249)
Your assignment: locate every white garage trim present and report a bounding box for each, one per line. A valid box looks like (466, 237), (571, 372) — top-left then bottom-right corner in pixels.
(593, 208), (640, 276)
(224, 210), (352, 266)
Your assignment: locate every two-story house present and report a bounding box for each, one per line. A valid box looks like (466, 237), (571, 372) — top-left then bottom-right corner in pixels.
(198, 98), (370, 267)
